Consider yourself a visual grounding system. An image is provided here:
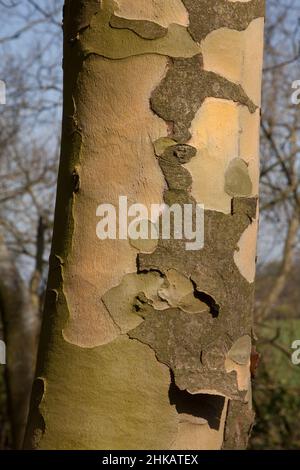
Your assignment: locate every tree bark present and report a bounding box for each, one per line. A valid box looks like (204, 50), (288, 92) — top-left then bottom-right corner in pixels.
(25, 0), (265, 450)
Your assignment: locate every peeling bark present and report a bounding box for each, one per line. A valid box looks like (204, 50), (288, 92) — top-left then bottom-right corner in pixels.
(25, 0), (265, 450)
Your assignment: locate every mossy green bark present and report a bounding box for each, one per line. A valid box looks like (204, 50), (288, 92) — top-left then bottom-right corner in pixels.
(27, 336), (178, 450)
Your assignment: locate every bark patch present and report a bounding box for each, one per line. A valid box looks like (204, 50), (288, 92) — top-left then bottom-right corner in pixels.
(110, 15), (168, 40)
(182, 0), (265, 42)
(151, 55), (256, 142)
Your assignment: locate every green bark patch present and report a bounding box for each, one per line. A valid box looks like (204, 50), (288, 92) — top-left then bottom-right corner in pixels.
(158, 269), (209, 314)
(79, 0), (200, 60)
(153, 137), (177, 157)
(151, 55), (257, 142)
(25, 336), (178, 450)
(225, 158), (253, 197)
(102, 272), (166, 334)
(182, 0), (265, 42)
(227, 335), (252, 366)
(109, 15), (168, 40)
(24, 378), (46, 449)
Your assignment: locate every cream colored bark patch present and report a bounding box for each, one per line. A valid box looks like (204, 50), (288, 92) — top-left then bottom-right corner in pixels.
(172, 398), (228, 450)
(234, 110), (260, 283)
(234, 216), (258, 283)
(201, 18), (264, 106)
(63, 55), (168, 347)
(186, 99), (259, 214)
(239, 107), (260, 196)
(114, 0), (189, 28)
(225, 359), (251, 393)
(227, 336), (252, 365)
(225, 336), (252, 393)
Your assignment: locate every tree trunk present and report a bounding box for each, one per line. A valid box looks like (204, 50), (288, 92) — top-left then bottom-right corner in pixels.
(256, 213), (299, 321)
(25, 0), (265, 450)
(0, 237), (39, 449)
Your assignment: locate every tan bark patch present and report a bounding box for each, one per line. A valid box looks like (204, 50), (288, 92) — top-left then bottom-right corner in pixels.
(172, 397), (228, 450)
(186, 99), (259, 213)
(225, 358), (251, 393)
(201, 18), (264, 106)
(234, 214), (258, 283)
(63, 55), (168, 347)
(114, 0), (189, 28)
(225, 336), (252, 393)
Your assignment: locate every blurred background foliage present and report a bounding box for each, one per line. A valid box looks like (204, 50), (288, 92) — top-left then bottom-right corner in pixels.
(0, 0), (300, 450)
(251, 266), (300, 449)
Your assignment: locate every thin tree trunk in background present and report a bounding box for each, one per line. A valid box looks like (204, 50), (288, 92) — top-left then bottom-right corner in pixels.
(25, 0), (265, 450)
(256, 214), (299, 322)
(257, 124), (300, 322)
(0, 237), (39, 449)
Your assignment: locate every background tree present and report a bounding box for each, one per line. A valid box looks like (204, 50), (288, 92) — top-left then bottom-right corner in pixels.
(251, 0), (300, 449)
(0, 0), (61, 448)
